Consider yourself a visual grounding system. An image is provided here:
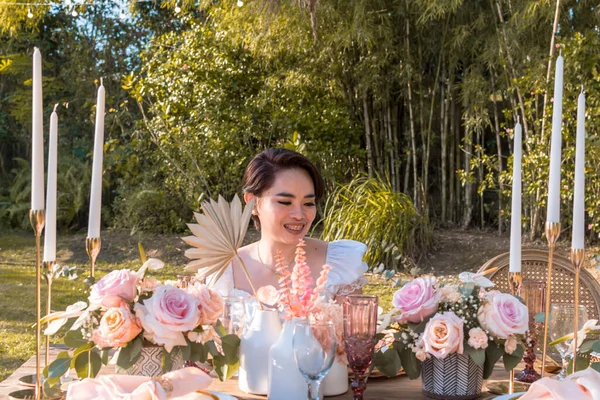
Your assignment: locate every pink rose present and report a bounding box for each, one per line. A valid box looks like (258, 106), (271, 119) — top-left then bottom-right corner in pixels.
(89, 270), (139, 309)
(467, 327), (488, 350)
(186, 283), (224, 326)
(392, 276), (440, 324)
(422, 312), (464, 359)
(478, 293), (528, 339)
(92, 306), (142, 348)
(134, 285), (200, 352)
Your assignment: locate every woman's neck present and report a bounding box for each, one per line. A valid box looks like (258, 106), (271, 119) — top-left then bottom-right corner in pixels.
(256, 239), (298, 267)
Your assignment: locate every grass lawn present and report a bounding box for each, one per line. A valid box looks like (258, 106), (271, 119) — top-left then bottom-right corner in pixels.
(0, 231), (397, 382)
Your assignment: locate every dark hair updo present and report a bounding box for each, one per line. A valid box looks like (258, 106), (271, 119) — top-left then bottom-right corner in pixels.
(242, 148), (325, 230)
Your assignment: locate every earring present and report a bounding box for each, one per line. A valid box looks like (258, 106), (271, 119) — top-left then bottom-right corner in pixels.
(252, 209), (258, 216)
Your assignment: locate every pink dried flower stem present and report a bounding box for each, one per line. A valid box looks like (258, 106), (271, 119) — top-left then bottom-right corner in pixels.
(310, 264), (332, 307)
(275, 251), (293, 310)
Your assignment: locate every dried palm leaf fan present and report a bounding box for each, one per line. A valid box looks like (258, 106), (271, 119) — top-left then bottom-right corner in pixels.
(182, 195), (263, 309)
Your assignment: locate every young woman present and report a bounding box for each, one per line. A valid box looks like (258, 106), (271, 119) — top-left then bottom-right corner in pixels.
(210, 148), (367, 303)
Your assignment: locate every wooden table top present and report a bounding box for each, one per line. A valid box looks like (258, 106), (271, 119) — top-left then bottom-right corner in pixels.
(0, 346), (517, 399)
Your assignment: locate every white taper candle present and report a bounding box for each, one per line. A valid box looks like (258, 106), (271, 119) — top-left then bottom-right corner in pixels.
(547, 54), (564, 223)
(509, 119), (523, 272)
(43, 105), (59, 262)
(31, 47), (44, 210)
(88, 79), (105, 238)
(572, 89), (586, 249)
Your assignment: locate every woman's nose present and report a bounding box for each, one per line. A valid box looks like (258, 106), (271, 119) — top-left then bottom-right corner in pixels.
(289, 205), (304, 219)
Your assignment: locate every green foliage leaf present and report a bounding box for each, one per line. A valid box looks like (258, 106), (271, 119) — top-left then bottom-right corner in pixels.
(399, 349), (421, 379)
(221, 334), (241, 365)
(567, 355), (590, 374)
(373, 347), (402, 377)
(535, 313), (546, 324)
(591, 362), (600, 373)
(43, 351), (71, 387)
(74, 350), (102, 379)
(162, 347), (174, 373)
(190, 341), (207, 363)
(464, 344), (485, 366)
(64, 330), (88, 348)
(484, 342), (504, 379)
(116, 337), (143, 370)
(503, 344), (525, 372)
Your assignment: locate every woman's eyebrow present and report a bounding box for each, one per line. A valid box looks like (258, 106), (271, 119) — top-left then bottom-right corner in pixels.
(274, 192), (316, 199)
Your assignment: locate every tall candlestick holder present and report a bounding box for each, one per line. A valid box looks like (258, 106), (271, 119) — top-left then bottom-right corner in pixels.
(541, 221), (561, 378)
(42, 260), (56, 367)
(86, 237), (101, 278)
(28, 210), (45, 400)
(508, 271), (523, 394)
(570, 247), (584, 375)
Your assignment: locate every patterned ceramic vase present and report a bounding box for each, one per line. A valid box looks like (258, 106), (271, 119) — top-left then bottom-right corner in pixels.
(421, 353), (483, 400)
(126, 346), (184, 377)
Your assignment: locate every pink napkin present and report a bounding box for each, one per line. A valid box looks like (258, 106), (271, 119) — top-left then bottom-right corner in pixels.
(520, 368), (600, 400)
(66, 367), (212, 400)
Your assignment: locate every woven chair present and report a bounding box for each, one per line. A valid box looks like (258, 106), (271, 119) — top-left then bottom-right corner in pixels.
(478, 249), (600, 320)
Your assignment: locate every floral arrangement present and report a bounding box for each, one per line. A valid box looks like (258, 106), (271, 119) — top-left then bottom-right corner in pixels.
(373, 271), (529, 379)
(255, 239), (346, 363)
(41, 258), (240, 393)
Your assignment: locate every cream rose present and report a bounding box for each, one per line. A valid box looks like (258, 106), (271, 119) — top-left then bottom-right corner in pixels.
(134, 285), (200, 352)
(504, 336), (518, 354)
(467, 327), (488, 350)
(92, 306), (142, 348)
(139, 277), (161, 294)
(422, 312), (464, 359)
(478, 292), (528, 339)
(439, 284), (462, 303)
(186, 283), (224, 326)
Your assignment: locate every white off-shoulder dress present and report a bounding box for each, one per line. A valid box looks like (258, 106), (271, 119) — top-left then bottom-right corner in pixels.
(210, 239), (369, 312)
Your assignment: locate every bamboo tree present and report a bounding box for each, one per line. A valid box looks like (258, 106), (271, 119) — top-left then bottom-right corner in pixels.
(490, 71), (504, 235)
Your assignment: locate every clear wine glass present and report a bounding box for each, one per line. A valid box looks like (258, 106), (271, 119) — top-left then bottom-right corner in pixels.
(292, 320), (337, 400)
(549, 304), (588, 380)
(343, 295), (378, 400)
(221, 296), (246, 336)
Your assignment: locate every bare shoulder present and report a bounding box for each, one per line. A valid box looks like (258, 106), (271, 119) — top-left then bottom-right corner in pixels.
(304, 237), (328, 256)
(233, 242), (256, 266)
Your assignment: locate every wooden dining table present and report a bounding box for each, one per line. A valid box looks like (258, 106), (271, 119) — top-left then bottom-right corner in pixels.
(0, 346), (521, 399)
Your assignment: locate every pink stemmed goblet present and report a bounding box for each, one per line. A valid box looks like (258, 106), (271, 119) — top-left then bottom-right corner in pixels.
(343, 295), (378, 400)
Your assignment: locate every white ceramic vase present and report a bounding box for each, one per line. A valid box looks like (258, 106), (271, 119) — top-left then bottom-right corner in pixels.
(238, 309), (282, 394)
(322, 359), (349, 396)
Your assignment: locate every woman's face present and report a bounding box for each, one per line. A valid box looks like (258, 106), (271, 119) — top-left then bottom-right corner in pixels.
(251, 168), (317, 245)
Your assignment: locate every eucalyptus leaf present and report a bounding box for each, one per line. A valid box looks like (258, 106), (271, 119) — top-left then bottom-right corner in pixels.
(399, 349), (421, 379)
(373, 347), (402, 377)
(484, 343), (504, 379)
(43, 351), (71, 387)
(64, 329), (88, 348)
(464, 344), (485, 366)
(221, 334), (241, 365)
(567, 355), (590, 374)
(74, 350), (102, 379)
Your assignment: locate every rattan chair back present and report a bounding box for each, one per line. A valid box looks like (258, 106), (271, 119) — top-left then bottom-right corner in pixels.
(479, 249), (600, 320)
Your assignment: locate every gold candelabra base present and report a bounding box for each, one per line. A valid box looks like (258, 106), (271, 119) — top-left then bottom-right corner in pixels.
(541, 221), (561, 378)
(85, 237), (101, 278)
(42, 260), (56, 368)
(508, 271), (522, 394)
(29, 209), (45, 400)
(570, 247), (584, 375)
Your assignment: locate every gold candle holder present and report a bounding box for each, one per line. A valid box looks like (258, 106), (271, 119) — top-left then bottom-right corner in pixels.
(42, 260), (56, 368)
(541, 221), (561, 378)
(508, 271), (523, 394)
(85, 237), (101, 278)
(570, 247), (584, 375)
(30, 209), (45, 400)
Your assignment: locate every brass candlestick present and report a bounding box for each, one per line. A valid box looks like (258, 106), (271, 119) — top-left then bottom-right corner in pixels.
(508, 271), (523, 394)
(42, 260), (56, 367)
(570, 247), (584, 375)
(30, 210), (45, 400)
(541, 221), (561, 378)
(86, 237), (101, 278)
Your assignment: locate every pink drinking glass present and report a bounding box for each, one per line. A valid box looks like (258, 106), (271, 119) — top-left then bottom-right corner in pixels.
(343, 295), (378, 400)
